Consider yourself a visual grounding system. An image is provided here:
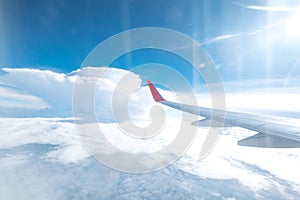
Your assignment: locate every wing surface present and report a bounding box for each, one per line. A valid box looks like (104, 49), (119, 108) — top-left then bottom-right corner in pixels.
(147, 80), (300, 148)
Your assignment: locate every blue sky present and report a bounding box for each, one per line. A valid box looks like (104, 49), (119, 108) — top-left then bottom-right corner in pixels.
(1, 0), (300, 81)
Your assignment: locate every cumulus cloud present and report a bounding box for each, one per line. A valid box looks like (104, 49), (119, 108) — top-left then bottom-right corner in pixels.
(0, 68), (75, 117)
(0, 67), (175, 121)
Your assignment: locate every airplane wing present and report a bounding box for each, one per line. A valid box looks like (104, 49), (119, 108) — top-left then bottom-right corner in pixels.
(147, 80), (300, 148)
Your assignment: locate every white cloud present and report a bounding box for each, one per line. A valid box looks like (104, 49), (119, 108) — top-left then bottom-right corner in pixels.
(1, 67), (300, 198)
(181, 126), (300, 189)
(0, 67), (175, 121)
(0, 117), (90, 163)
(1, 118), (300, 199)
(0, 86), (48, 109)
(193, 78), (300, 116)
(0, 68), (74, 114)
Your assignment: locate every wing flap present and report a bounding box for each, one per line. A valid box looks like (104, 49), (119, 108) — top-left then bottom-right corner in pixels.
(238, 133), (300, 148)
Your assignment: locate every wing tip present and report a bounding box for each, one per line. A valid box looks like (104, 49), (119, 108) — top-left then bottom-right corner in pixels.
(146, 80), (165, 102)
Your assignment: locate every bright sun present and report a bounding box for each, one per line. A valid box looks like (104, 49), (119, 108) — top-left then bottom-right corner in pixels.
(285, 11), (300, 39)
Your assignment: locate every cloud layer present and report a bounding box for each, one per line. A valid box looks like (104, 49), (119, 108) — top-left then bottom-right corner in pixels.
(1, 118), (300, 199)
(1, 67), (300, 199)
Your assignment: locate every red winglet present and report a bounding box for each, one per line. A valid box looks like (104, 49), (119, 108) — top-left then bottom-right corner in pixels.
(147, 80), (165, 102)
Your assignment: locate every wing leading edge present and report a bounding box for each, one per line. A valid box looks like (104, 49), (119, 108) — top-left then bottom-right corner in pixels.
(146, 80), (300, 148)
